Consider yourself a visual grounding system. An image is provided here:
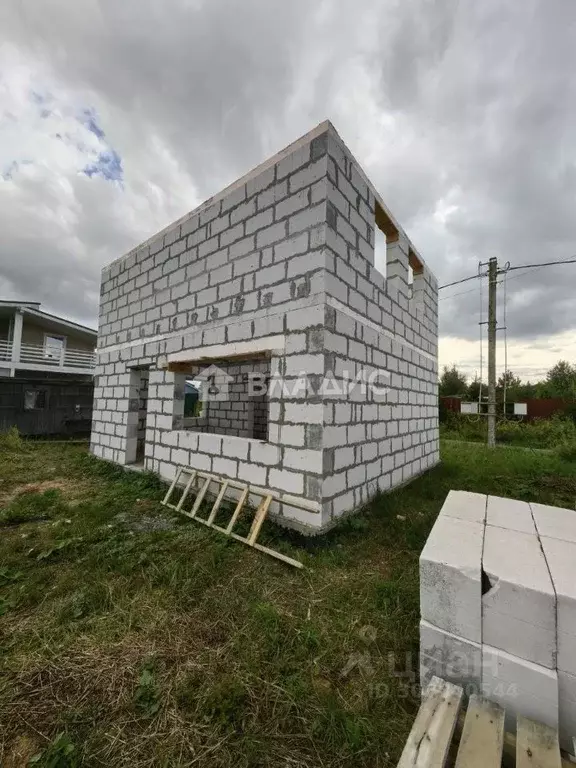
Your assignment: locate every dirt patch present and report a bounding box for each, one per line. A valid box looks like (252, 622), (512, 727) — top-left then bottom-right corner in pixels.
(2, 733), (41, 768)
(0, 479), (94, 507)
(114, 511), (179, 532)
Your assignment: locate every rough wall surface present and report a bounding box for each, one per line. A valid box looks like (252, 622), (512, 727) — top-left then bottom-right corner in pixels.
(420, 491), (576, 755)
(183, 358), (270, 439)
(90, 120), (439, 533)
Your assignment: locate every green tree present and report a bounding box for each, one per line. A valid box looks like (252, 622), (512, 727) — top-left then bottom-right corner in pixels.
(497, 370), (522, 402)
(439, 365), (468, 397)
(518, 381), (538, 399)
(545, 360), (576, 398)
(467, 376), (483, 402)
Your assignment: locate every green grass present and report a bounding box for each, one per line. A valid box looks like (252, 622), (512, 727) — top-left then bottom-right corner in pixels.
(440, 413), (576, 451)
(0, 439), (574, 767)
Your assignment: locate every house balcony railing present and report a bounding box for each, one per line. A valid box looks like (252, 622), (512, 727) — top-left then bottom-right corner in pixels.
(0, 340), (96, 372)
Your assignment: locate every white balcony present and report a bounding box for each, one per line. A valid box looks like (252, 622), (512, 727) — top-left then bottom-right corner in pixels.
(0, 340), (96, 375)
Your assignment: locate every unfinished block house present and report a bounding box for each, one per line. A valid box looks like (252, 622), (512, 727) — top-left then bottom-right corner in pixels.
(91, 121), (439, 533)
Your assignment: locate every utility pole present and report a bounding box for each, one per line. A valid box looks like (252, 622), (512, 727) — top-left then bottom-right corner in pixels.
(487, 257), (498, 447)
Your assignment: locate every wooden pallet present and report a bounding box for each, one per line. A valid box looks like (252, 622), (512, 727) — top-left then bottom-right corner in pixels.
(397, 676), (567, 767)
(161, 466), (303, 569)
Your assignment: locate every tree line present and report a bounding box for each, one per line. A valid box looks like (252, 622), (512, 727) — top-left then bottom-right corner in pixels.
(439, 360), (576, 400)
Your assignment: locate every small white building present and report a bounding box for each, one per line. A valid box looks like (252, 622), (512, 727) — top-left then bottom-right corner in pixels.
(91, 122), (439, 533)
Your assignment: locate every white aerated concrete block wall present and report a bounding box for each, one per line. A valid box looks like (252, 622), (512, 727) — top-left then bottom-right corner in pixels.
(482, 526), (556, 668)
(482, 645), (558, 731)
(420, 512), (484, 642)
(90, 120), (438, 534)
(420, 493), (576, 754)
(420, 619), (482, 691)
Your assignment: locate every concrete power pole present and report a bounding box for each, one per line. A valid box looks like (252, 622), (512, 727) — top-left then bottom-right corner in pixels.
(487, 257), (498, 447)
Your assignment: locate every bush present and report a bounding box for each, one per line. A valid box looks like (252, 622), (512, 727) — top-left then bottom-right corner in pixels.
(440, 413), (576, 449)
(440, 413), (485, 442)
(562, 402), (576, 424)
(556, 440), (576, 461)
(0, 426), (23, 452)
(496, 419), (524, 444)
(522, 416), (576, 447)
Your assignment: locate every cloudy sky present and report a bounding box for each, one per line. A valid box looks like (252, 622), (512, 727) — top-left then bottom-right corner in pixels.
(1, 0), (574, 380)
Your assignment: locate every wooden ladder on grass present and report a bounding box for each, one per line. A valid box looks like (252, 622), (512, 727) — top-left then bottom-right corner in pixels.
(398, 676), (569, 767)
(161, 467), (303, 569)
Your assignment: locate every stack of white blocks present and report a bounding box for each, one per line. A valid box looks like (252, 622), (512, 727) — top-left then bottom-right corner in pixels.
(420, 490), (576, 755)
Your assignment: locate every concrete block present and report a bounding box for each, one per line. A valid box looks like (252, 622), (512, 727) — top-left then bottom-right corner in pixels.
(486, 495), (535, 533)
(284, 354), (324, 376)
(439, 490), (487, 524)
(276, 189), (309, 220)
(220, 183), (246, 213)
(283, 448), (323, 474)
(285, 333), (307, 354)
(539, 535), (576, 675)
(189, 452), (212, 472)
(256, 222), (286, 249)
(246, 208), (273, 235)
(257, 180), (288, 211)
(334, 446), (354, 470)
(228, 236), (256, 261)
(323, 471), (347, 498)
(277, 144), (310, 179)
(237, 461), (267, 487)
(230, 198), (256, 226)
(255, 262), (285, 288)
(288, 204), (325, 236)
(419, 620), (482, 692)
(289, 157), (326, 193)
(171, 448), (190, 466)
(531, 502), (576, 544)
(276, 501), (322, 529)
(274, 232), (309, 263)
(212, 456), (239, 479)
(420, 515), (484, 643)
(284, 402), (323, 424)
(249, 441), (280, 466)
(481, 644), (558, 730)
(268, 468), (304, 495)
(482, 526), (556, 668)
(280, 425), (305, 447)
(559, 669), (576, 756)
(197, 433), (223, 456)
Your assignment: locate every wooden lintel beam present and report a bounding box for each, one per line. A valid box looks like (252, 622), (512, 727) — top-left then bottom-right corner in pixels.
(409, 248), (424, 276)
(375, 201), (399, 242)
(167, 351), (271, 373)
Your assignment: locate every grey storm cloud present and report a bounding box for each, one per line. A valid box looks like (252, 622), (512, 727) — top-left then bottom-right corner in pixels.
(0, 0), (575, 353)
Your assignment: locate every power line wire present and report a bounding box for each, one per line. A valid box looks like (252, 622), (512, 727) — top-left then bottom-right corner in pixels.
(502, 264), (548, 286)
(438, 285), (479, 301)
(502, 257), (576, 272)
(438, 273), (487, 290)
(438, 255), (575, 291)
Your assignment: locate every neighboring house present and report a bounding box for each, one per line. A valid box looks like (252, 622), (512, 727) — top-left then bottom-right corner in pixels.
(0, 300), (97, 436)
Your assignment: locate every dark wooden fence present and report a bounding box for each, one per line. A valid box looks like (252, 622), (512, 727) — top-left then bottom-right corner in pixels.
(0, 377), (93, 436)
